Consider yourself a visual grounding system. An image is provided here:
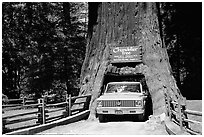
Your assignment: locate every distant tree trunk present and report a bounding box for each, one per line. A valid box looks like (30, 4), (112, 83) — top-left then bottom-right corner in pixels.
(80, 2), (182, 120)
(63, 2), (71, 95)
(176, 36), (181, 89)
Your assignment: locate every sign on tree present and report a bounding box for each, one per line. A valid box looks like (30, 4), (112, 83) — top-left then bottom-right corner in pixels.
(110, 46), (142, 63)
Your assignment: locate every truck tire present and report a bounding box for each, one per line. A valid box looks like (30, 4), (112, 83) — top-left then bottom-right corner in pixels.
(98, 114), (105, 123)
(138, 114), (145, 121)
(138, 107), (147, 121)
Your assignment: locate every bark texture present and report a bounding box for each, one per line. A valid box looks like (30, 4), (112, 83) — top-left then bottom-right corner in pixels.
(80, 2), (181, 120)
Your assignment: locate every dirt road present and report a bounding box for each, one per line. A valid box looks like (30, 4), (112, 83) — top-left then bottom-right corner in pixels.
(37, 119), (168, 135)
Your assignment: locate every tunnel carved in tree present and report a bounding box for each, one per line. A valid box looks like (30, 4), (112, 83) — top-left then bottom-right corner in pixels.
(80, 2), (181, 120)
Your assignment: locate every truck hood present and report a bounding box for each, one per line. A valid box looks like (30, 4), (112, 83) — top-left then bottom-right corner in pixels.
(97, 93), (144, 100)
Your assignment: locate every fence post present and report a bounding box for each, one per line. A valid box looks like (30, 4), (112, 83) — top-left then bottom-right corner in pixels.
(64, 91), (67, 102)
(84, 95), (91, 110)
(44, 95), (48, 104)
(22, 97), (26, 106)
(37, 98), (45, 124)
(68, 94), (71, 116)
(2, 118), (6, 133)
(42, 98), (46, 124)
(37, 99), (42, 124)
(182, 97), (189, 128)
(178, 97), (183, 130)
(167, 95), (172, 121)
(63, 93), (69, 117)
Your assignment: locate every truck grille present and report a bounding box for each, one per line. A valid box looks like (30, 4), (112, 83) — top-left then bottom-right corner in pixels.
(102, 100), (135, 107)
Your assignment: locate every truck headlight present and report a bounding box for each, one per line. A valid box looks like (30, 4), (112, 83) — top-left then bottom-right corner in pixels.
(135, 100), (142, 107)
(97, 100), (102, 107)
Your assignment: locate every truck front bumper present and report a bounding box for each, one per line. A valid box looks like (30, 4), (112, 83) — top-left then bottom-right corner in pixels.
(96, 107), (144, 115)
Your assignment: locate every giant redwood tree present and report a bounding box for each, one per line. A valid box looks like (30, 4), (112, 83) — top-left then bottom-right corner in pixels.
(80, 2), (182, 119)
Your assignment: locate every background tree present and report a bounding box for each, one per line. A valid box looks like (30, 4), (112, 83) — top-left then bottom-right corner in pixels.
(2, 2), (88, 99)
(159, 3), (202, 99)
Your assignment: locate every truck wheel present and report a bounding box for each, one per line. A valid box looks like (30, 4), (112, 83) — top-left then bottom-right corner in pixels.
(138, 114), (145, 122)
(98, 114), (105, 123)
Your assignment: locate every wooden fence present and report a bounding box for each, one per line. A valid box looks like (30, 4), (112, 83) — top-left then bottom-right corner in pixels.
(2, 94), (91, 134)
(165, 94), (202, 135)
(2, 98), (38, 110)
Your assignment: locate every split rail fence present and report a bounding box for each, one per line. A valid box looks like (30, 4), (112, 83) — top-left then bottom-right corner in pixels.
(165, 94), (202, 135)
(2, 94), (91, 134)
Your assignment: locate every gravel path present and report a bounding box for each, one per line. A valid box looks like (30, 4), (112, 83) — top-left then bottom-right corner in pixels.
(37, 119), (168, 135)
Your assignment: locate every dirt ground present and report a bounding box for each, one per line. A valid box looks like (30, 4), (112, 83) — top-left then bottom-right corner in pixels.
(186, 100), (202, 133)
(37, 119), (168, 135)
(37, 100), (202, 135)
(186, 100), (202, 113)
(37, 113), (169, 135)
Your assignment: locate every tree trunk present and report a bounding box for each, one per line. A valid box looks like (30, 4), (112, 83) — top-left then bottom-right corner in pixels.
(80, 2), (182, 120)
(63, 2), (71, 95)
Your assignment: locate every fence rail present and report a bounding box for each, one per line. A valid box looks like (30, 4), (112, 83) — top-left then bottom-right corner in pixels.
(2, 94), (92, 134)
(185, 109), (202, 116)
(165, 94), (202, 135)
(3, 110), (38, 119)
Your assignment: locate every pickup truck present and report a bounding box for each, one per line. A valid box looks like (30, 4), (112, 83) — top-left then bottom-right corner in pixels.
(96, 81), (148, 122)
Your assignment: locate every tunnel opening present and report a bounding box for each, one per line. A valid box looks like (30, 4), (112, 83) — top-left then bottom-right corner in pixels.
(98, 70), (153, 122)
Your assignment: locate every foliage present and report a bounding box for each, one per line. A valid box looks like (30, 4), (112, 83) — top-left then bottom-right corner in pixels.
(2, 2), (201, 100)
(160, 2), (202, 99)
(2, 2), (88, 98)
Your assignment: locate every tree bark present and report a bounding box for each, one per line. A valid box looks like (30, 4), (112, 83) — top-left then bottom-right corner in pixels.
(63, 2), (71, 95)
(80, 2), (182, 120)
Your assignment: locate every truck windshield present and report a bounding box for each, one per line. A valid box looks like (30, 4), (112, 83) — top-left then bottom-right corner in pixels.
(106, 83), (141, 93)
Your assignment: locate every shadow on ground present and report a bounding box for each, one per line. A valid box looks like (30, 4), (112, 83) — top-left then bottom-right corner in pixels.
(100, 114), (147, 122)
